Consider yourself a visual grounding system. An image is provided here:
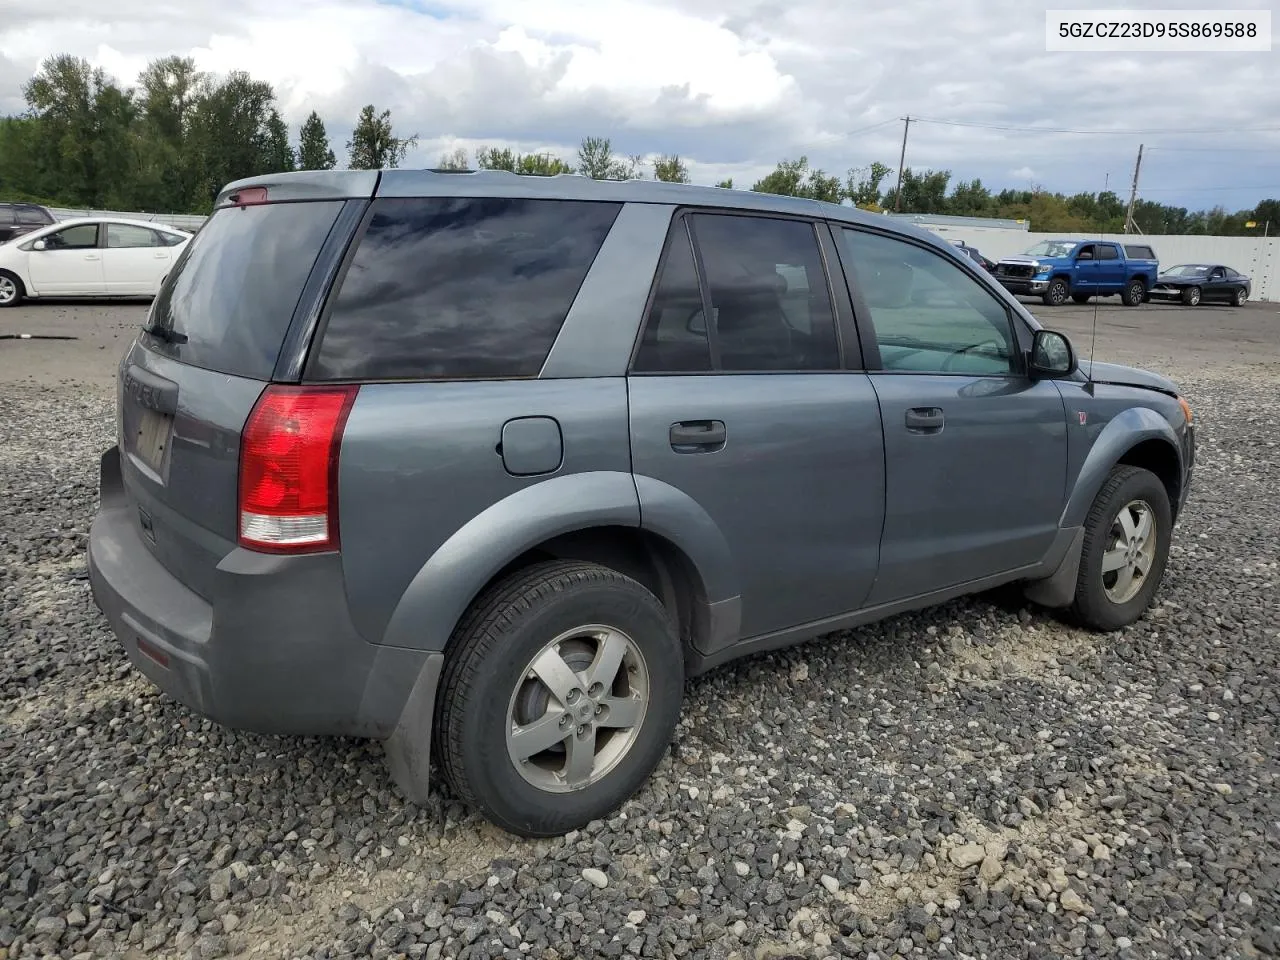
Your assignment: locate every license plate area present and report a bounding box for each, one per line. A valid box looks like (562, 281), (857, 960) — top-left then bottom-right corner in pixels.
(134, 407), (174, 475)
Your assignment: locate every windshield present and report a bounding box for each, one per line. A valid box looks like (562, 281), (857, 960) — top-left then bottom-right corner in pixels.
(1024, 241), (1077, 258)
(1162, 264), (1211, 277)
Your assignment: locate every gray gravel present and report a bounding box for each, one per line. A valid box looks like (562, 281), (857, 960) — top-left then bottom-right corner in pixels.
(2, 355), (1278, 960)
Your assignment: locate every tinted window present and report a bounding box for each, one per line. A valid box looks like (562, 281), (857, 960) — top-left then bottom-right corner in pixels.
(312, 197), (621, 381)
(632, 219), (712, 372)
(1098, 244), (1119, 260)
(146, 200), (343, 380)
(17, 206), (51, 226)
(0, 207), (14, 226)
(107, 223), (162, 248)
(841, 228), (1019, 376)
(45, 224), (99, 249)
(1124, 245), (1155, 259)
(689, 213), (840, 371)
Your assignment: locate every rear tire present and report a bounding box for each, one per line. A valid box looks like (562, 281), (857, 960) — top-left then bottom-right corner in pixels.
(1232, 287), (1247, 307)
(1042, 278), (1069, 306)
(1181, 286), (1201, 307)
(433, 560), (684, 838)
(1122, 278), (1146, 307)
(0, 270), (23, 308)
(1071, 465), (1172, 631)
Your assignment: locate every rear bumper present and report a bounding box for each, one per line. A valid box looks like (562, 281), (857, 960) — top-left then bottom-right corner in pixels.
(87, 445), (439, 739)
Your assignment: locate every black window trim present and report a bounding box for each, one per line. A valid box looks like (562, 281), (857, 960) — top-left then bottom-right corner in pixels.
(832, 222), (1031, 379)
(300, 195), (624, 384)
(627, 205), (854, 377)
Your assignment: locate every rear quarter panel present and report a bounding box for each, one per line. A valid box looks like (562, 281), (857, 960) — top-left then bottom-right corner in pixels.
(337, 379), (635, 650)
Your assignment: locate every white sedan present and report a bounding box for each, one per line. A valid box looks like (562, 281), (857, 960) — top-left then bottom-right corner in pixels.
(0, 216), (192, 308)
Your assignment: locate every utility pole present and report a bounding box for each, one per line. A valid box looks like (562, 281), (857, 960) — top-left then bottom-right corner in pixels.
(1123, 143), (1144, 234)
(893, 116), (911, 212)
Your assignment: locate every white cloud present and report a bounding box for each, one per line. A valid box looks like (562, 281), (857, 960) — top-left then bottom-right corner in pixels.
(2, 0), (1279, 210)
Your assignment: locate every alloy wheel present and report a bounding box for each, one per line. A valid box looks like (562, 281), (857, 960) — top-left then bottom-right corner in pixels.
(505, 624), (650, 793)
(1102, 499), (1157, 604)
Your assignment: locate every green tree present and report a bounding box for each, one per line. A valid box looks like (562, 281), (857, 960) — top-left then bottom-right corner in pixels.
(297, 111), (335, 170)
(134, 56), (207, 211)
(845, 161), (891, 209)
(882, 167), (952, 214)
(653, 154), (690, 183)
(751, 156), (841, 203)
(577, 136), (631, 180)
(715, 177), (734, 189)
(261, 109), (295, 173)
(437, 146), (470, 170)
(476, 146), (573, 175)
(346, 105), (417, 170)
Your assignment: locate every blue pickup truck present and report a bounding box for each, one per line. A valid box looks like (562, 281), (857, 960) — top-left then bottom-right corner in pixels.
(994, 239), (1159, 307)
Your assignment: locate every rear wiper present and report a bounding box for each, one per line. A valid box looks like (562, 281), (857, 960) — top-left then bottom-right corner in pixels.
(143, 322), (187, 344)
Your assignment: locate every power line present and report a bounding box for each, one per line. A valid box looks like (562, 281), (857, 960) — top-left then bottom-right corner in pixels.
(1137, 184), (1280, 193)
(840, 119), (902, 138)
(908, 116), (1280, 136)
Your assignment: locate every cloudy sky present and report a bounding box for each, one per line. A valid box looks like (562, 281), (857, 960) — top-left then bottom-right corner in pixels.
(2, 0), (1278, 212)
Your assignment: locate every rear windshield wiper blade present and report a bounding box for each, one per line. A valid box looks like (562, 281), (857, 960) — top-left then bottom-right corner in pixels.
(144, 322), (187, 344)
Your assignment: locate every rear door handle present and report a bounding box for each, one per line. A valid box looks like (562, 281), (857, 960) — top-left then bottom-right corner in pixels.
(670, 420), (727, 452)
(905, 407), (944, 434)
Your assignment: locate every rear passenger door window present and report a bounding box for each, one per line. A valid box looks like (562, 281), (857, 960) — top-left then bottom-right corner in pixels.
(838, 228), (1020, 376)
(311, 197), (622, 381)
(632, 212), (841, 373)
(631, 219), (712, 372)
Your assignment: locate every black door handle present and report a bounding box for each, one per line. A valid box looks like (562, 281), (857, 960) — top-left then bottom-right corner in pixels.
(905, 407), (944, 434)
(670, 420), (727, 451)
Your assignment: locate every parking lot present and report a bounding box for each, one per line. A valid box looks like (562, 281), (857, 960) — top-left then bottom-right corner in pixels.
(2, 298), (1278, 960)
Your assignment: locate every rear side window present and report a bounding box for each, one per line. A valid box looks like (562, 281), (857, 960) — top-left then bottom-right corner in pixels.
(146, 201), (344, 380)
(107, 223), (163, 248)
(18, 206), (52, 226)
(1098, 244), (1119, 260)
(1124, 244), (1155, 259)
(310, 197), (622, 381)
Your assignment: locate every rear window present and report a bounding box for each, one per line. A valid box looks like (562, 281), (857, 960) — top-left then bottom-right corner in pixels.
(309, 197), (622, 381)
(145, 200), (344, 380)
(1124, 244), (1155, 259)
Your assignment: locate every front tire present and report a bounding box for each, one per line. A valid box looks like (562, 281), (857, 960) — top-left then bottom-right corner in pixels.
(433, 560), (684, 838)
(1122, 279), (1147, 307)
(1071, 465), (1173, 631)
(1042, 278), (1069, 306)
(0, 270), (24, 308)
(1181, 285), (1202, 307)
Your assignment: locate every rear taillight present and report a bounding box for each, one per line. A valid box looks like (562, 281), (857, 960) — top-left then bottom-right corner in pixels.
(238, 385), (358, 553)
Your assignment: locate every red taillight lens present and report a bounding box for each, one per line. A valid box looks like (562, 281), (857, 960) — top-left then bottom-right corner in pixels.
(231, 186), (269, 206)
(238, 385), (358, 553)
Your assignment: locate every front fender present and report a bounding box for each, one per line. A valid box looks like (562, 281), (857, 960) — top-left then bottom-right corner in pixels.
(1061, 405), (1182, 528)
(380, 471), (640, 652)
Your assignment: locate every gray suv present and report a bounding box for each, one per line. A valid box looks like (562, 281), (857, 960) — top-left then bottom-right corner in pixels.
(88, 170), (1195, 837)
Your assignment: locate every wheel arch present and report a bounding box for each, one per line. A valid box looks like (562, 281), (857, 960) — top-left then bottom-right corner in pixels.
(378, 471), (739, 662)
(1062, 408), (1184, 530)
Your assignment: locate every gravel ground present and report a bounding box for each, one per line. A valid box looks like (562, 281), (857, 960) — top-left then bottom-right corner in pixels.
(2, 303), (1278, 960)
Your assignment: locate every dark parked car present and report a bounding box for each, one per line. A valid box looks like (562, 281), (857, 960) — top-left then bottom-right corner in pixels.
(0, 202), (56, 243)
(949, 238), (995, 271)
(1149, 263), (1250, 307)
(88, 170), (1195, 837)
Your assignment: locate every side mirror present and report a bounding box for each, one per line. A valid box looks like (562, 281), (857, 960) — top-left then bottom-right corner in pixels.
(1029, 329), (1077, 378)
(1076, 251), (1093, 260)
(32, 239), (46, 251)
